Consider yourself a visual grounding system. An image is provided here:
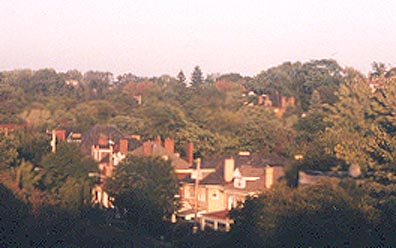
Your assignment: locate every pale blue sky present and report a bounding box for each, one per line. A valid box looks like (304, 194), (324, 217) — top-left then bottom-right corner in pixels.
(1, 0), (395, 77)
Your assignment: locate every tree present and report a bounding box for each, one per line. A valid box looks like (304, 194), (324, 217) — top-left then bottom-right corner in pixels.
(327, 77), (396, 184)
(191, 66), (203, 89)
(0, 133), (19, 168)
(229, 181), (374, 247)
(177, 70), (186, 84)
(37, 142), (98, 211)
(106, 155), (179, 234)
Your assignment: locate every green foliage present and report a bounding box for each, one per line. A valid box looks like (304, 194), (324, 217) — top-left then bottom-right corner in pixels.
(229, 181), (375, 247)
(37, 142), (97, 210)
(327, 77), (396, 184)
(177, 70), (186, 84)
(236, 107), (288, 155)
(245, 59), (344, 111)
(191, 66), (204, 89)
(106, 155), (179, 234)
(0, 134), (19, 168)
(15, 131), (50, 165)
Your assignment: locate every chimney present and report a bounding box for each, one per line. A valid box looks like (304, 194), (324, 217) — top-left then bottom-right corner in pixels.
(56, 130), (66, 141)
(164, 138), (175, 154)
(257, 95), (264, 105)
(281, 96), (287, 108)
(119, 139), (129, 154)
(186, 142), (194, 165)
(142, 141), (153, 155)
(288, 96), (295, 107)
(155, 136), (162, 146)
(51, 129), (57, 153)
(98, 135), (108, 146)
(224, 157), (235, 183)
(265, 167), (274, 188)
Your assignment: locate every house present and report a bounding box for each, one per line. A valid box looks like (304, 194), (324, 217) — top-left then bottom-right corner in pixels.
(130, 137), (193, 179)
(179, 153), (286, 231)
(243, 91), (296, 118)
(84, 125), (141, 208)
(0, 124), (24, 135)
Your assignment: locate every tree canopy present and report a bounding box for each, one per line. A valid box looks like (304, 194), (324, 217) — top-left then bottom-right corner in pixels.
(106, 155), (179, 234)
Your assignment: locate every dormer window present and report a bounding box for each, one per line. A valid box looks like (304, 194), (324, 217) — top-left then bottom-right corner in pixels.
(234, 178), (246, 189)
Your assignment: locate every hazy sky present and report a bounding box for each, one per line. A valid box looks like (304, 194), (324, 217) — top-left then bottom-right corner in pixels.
(1, 0), (395, 77)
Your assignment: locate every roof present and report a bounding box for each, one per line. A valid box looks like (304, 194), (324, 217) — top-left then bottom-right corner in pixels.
(81, 125), (138, 154)
(0, 124), (24, 131)
(201, 210), (230, 220)
(182, 154), (287, 185)
(114, 138), (141, 153)
(131, 142), (190, 170)
(238, 165), (265, 177)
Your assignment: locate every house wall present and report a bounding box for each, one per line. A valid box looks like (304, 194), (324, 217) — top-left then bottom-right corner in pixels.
(206, 186), (226, 212)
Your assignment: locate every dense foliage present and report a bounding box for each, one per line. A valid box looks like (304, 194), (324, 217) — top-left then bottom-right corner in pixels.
(106, 155), (179, 234)
(228, 180), (396, 247)
(2, 60), (396, 246)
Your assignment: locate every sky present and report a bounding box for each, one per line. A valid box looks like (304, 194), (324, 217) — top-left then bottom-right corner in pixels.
(1, 0), (396, 78)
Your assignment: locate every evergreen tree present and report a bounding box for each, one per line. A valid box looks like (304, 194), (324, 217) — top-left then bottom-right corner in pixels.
(177, 70), (186, 84)
(191, 66), (203, 89)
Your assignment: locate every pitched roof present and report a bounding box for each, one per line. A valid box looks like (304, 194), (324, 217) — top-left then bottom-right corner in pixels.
(238, 165), (265, 177)
(131, 142), (190, 170)
(113, 138), (141, 153)
(81, 125), (125, 154)
(182, 154), (287, 192)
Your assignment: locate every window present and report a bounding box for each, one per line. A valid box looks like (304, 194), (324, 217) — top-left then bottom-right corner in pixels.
(212, 190), (219, 200)
(234, 178), (246, 189)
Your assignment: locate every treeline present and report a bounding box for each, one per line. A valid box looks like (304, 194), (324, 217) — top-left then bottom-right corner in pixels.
(2, 59), (396, 247)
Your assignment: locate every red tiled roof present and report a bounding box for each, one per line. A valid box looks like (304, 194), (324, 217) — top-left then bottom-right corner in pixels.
(0, 124), (23, 131)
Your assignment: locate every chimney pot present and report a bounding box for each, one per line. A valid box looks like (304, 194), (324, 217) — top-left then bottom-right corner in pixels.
(164, 138), (175, 154)
(155, 136), (162, 146)
(119, 139), (129, 154)
(186, 142), (194, 165)
(142, 141), (153, 155)
(224, 157), (235, 183)
(98, 135), (108, 146)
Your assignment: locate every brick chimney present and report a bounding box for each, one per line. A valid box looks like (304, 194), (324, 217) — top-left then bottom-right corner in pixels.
(281, 96), (287, 108)
(164, 138), (175, 154)
(186, 142), (194, 165)
(119, 139), (128, 154)
(154, 136), (162, 146)
(288, 96), (295, 107)
(257, 95), (264, 105)
(98, 135), (108, 146)
(142, 141), (153, 155)
(56, 129), (66, 141)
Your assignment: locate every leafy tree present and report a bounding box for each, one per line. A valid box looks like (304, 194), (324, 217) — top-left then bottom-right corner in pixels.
(36, 142), (97, 211)
(0, 133), (19, 168)
(229, 181), (374, 247)
(15, 131), (50, 165)
(327, 77), (396, 184)
(106, 155), (179, 234)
